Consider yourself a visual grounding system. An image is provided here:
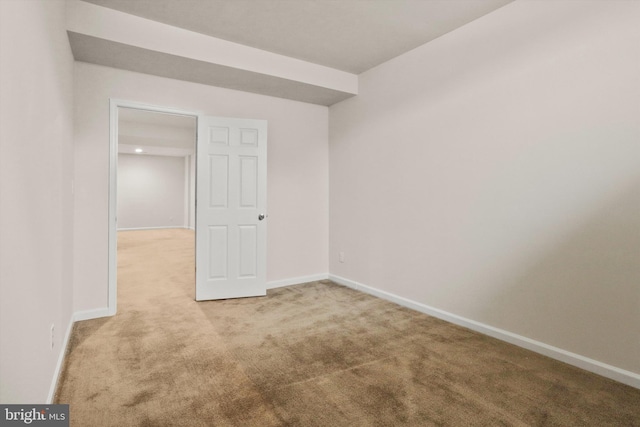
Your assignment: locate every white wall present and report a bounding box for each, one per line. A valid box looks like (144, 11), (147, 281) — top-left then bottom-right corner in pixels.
(74, 62), (329, 312)
(329, 0), (640, 376)
(117, 154), (186, 229)
(0, 0), (75, 403)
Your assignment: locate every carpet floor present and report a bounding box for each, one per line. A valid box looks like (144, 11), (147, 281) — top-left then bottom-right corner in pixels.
(55, 229), (640, 426)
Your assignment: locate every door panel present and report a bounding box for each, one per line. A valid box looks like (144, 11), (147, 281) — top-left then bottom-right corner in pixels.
(208, 226), (228, 280)
(209, 155), (229, 208)
(196, 116), (267, 301)
(239, 156), (258, 207)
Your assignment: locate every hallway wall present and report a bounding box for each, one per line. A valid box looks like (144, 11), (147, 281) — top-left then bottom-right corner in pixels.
(0, 0), (75, 403)
(117, 153), (186, 230)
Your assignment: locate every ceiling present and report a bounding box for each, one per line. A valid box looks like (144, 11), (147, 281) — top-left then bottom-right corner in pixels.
(71, 0), (513, 105)
(119, 107), (196, 130)
(118, 108), (196, 152)
(81, 0), (512, 74)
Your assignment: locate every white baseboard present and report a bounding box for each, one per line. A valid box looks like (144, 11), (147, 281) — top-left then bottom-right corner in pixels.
(73, 308), (111, 322)
(47, 307), (114, 402)
(267, 273), (329, 289)
(49, 273), (638, 403)
(47, 315), (75, 404)
(328, 274), (640, 390)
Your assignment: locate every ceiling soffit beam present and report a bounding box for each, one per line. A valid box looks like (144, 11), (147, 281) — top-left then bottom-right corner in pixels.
(67, 32), (356, 106)
(66, 0), (358, 105)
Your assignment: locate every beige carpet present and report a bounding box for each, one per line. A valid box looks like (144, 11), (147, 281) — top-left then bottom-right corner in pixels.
(55, 229), (640, 426)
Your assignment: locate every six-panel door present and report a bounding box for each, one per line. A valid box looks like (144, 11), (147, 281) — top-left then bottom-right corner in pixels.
(195, 116), (267, 301)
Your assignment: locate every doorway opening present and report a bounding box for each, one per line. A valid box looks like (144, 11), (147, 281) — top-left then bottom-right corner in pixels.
(109, 101), (199, 315)
(109, 101), (269, 311)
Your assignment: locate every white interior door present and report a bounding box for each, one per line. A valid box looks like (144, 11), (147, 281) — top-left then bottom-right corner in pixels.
(195, 116), (267, 300)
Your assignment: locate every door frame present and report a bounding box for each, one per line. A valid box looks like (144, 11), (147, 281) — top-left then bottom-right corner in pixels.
(108, 99), (200, 315)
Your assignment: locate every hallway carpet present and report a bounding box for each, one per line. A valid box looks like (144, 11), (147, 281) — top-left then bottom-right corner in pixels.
(55, 229), (640, 426)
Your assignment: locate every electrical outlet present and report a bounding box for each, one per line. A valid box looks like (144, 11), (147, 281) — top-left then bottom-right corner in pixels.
(339, 252), (345, 263)
(50, 324), (55, 350)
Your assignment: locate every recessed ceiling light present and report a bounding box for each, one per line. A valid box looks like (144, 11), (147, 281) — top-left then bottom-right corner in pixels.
(135, 148), (143, 153)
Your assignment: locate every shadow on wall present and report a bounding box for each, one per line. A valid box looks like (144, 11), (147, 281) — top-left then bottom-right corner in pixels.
(481, 177), (640, 374)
